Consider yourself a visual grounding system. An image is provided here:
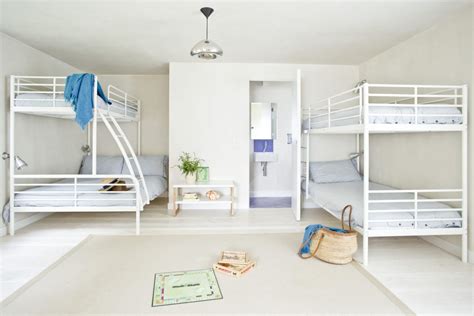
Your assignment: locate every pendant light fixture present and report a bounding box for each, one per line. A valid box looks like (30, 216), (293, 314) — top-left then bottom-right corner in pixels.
(190, 7), (223, 59)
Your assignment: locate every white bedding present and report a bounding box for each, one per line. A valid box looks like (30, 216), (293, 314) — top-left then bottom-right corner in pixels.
(303, 105), (463, 130)
(15, 93), (138, 117)
(12, 176), (166, 208)
(307, 180), (461, 230)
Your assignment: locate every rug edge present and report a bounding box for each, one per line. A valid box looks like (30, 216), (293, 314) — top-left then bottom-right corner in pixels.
(0, 235), (95, 307)
(351, 261), (415, 316)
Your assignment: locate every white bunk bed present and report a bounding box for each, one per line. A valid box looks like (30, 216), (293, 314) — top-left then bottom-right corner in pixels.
(7, 75), (151, 235)
(301, 83), (468, 265)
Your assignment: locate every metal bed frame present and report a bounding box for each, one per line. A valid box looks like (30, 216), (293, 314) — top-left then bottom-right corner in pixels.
(301, 83), (468, 265)
(8, 75), (149, 235)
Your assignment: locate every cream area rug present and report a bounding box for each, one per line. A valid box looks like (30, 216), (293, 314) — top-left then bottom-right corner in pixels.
(1, 234), (413, 315)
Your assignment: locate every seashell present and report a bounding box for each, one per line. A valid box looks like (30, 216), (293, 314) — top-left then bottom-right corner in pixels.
(206, 190), (221, 201)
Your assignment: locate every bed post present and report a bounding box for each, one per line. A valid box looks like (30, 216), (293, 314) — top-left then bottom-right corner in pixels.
(135, 177), (140, 235)
(362, 83), (369, 266)
(92, 75), (98, 175)
(461, 84), (468, 263)
(9, 76), (15, 235)
(356, 84), (362, 172)
(87, 124), (91, 151)
(135, 196), (140, 235)
(356, 134), (360, 172)
(305, 107), (310, 199)
(137, 99), (141, 155)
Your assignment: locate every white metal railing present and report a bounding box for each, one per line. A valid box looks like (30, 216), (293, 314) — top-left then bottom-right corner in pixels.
(367, 189), (463, 229)
(302, 83), (467, 131)
(107, 85), (140, 121)
(13, 174), (141, 209)
(13, 76), (66, 108)
(11, 76), (140, 121)
(302, 86), (362, 129)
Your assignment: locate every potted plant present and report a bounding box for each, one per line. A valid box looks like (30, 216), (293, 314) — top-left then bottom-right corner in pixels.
(176, 152), (203, 184)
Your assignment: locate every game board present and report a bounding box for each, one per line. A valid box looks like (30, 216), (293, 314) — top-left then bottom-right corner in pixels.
(152, 268), (223, 307)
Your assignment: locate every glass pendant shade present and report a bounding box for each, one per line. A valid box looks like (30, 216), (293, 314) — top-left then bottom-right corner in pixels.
(190, 39), (223, 59)
(190, 7), (223, 59)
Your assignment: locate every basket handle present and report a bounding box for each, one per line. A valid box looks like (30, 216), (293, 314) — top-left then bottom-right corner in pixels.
(297, 231), (325, 259)
(341, 205), (353, 231)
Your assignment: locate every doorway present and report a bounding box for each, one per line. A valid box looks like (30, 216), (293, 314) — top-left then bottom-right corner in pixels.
(249, 81), (294, 209)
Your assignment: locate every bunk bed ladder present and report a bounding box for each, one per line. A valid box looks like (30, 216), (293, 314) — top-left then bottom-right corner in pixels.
(97, 110), (151, 206)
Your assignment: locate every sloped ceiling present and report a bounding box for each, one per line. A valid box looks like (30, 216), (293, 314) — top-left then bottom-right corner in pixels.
(0, 0), (470, 74)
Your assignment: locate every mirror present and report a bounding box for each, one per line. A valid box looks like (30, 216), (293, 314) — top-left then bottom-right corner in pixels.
(250, 102), (276, 139)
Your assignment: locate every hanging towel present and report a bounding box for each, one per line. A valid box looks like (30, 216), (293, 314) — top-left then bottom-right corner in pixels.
(299, 224), (347, 254)
(64, 73), (111, 129)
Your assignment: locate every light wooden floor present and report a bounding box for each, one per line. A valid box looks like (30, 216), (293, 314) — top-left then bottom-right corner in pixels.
(1, 199), (473, 315)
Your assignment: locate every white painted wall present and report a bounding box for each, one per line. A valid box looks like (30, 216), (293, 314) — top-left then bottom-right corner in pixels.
(96, 75), (169, 156)
(249, 81), (293, 197)
(0, 32), (84, 233)
(169, 63), (359, 209)
(359, 7), (473, 255)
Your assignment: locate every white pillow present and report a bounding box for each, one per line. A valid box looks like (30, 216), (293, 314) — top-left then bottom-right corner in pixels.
(121, 155), (168, 177)
(309, 159), (361, 183)
(79, 155), (124, 175)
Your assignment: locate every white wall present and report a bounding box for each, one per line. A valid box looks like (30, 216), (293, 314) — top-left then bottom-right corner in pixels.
(96, 75), (169, 156)
(0, 32), (84, 233)
(249, 81), (293, 197)
(169, 63), (359, 209)
(359, 7), (473, 256)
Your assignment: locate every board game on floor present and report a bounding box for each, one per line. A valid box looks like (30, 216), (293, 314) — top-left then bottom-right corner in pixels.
(152, 268), (223, 307)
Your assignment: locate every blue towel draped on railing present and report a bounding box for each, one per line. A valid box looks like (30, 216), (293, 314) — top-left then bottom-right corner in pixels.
(300, 224), (347, 254)
(64, 73), (111, 129)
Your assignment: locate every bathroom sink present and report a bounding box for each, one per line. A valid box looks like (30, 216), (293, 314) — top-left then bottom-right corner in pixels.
(253, 152), (278, 162)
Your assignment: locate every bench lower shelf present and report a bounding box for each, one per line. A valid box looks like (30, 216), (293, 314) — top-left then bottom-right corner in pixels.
(172, 181), (235, 216)
(176, 196), (233, 205)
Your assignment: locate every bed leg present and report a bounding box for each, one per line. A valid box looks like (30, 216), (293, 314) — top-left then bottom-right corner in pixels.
(461, 233), (468, 263)
(9, 211), (15, 236)
(363, 235), (368, 266)
(136, 208), (140, 235)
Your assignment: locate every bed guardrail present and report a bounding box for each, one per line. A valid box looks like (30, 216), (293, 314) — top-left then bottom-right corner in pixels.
(12, 174), (142, 209)
(367, 188), (464, 230)
(12, 76), (66, 108)
(107, 85), (141, 121)
(10, 76), (140, 122)
(302, 83), (467, 131)
(302, 86), (362, 129)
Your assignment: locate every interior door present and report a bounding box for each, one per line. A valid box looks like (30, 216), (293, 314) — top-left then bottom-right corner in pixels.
(291, 69), (302, 220)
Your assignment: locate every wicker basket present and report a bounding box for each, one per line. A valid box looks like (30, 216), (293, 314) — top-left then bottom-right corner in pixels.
(299, 205), (358, 265)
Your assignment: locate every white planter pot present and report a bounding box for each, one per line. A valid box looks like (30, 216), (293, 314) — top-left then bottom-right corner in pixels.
(185, 173), (196, 185)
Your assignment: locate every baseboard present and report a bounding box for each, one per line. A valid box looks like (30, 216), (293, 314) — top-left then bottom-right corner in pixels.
(250, 190), (292, 198)
(0, 213), (50, 237)
(421, 236), (474, 263)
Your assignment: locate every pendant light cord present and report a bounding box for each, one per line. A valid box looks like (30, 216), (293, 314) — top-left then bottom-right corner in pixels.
(205, 17), (209, 41)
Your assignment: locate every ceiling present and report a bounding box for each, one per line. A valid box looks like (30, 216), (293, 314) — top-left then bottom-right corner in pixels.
(0, 0), (471, 74)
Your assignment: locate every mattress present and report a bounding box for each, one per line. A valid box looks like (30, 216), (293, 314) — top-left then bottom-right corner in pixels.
(11, 175), (167, 208)
(14, 93), (138, 118)
(303, 105), (463, 130)
(307, 180), (461, 230)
